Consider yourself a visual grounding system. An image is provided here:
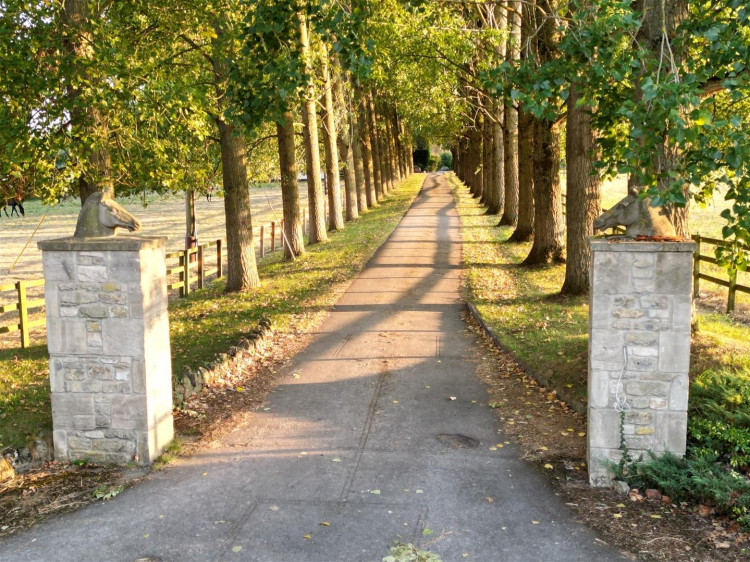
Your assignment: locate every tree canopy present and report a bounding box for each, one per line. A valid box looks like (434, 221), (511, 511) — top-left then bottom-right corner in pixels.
(2, 0), (749, 277)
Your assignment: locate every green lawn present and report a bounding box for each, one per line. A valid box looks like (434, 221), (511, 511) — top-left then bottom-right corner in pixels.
(0, 175), (425, 451)
(452, 173), (750, 406)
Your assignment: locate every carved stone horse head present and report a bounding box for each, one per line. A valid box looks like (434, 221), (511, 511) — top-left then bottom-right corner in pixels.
(74, 192), (141, 238)
(593, 194), (675, 237)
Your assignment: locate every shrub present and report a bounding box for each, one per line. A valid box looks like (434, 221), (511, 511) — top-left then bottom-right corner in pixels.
(438, 151), (453, 169)
(614, 367), (750, 528)
(689, 368), (750, 473)
(617, 451), (750, 529)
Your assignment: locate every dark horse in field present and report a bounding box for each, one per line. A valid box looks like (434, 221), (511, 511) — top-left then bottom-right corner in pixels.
(1, 199), (25, 217)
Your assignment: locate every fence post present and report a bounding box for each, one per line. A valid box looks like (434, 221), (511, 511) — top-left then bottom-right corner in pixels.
(260, 225), (265, 258)
(693, 235), (700, 298)
(16, 280), (29, 349)
(216, 239), (223, 279)
(271, 222), (276, 252)
(198, 245), (204, 289)
(728, 270), (737, 314)
(183, 250), (191, 296)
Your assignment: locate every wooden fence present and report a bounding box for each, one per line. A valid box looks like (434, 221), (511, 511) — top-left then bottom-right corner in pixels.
(0, 279), (46, 348)
(0, 209), (310, 348)
(692, 234), (750, 313)
(166, 238), (224, 297)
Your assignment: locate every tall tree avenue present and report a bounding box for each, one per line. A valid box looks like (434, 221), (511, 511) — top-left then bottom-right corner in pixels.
(2, 0), (748, 294)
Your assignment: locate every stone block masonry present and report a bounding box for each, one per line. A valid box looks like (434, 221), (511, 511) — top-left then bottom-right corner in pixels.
(39, 236), (174, 465)
(588, 239), (695, 487)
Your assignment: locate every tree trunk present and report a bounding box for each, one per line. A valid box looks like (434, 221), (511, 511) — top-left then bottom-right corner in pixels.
(63, 0), (113, 203)
(469, 114), (483, 199)
(501, 0), (521, 224)
(372, 98), (392, 195)
(634, 0), (691, 237)
(393, 109), (407, 179)
(384, 105), (400, 186)
(509, 107), (534, 241)
(332, 58), (358, 221)
(351, 110), (369, 212)
(522, 118), (564, 264)
(487, 103), (505, 215)
(358, 93), (377, 207)
(500, 102), (519, 225)
(185, 189), (197, 248)
(561, 83), (601, 294)
(217, 119), (260, 292)
(276, 115), (305, 258)
(366, 92), (384, 201)
(481, 107), (494, 209)
(298, 15), (327, 244)
(319, 44), (344, 231)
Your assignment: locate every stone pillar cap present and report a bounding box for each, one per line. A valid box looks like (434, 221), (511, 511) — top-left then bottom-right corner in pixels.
(589, 237), (696, 253)
(38, 236), (167, 252)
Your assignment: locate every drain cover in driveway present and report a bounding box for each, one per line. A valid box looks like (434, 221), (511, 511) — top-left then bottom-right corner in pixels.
(436, 433), (480, 448)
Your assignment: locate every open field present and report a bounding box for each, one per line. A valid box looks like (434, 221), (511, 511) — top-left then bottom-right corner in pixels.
(0, 184), (298, 282)
(0, 185), (307, 349)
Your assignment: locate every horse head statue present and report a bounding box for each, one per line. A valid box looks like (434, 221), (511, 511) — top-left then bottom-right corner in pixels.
(593, 194), (675, 237)
(74, 192), (141, 238)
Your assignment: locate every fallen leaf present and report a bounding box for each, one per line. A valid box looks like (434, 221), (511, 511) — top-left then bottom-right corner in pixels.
(532, 521), (539, 525)
(715, 542), (731, 549)
(320, 522), (330, 527)
(392, 400), (399, 404)
(544, 464), (553, 470)
(423, 528), (434, 536)
(577, 432), (586, 437)
(650, 514), (662, 519)
(415, 489), (423, 494)
(303, 534), (312, 540)
(332, 458), (342, 463)
(236, 387), (244, 392)
(616, 503), (626, 508)
(232, 546), (242, 552)
(486, 496), (494, 503)
(539, 446), (548, 451)
(449, 396), (457, 401)
(489, 446), (497, 451)
(613, 514), (622, 519)
(370, 489), (381, 495)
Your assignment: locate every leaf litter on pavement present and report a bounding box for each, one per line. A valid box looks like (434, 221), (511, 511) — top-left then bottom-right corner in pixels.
(465, 312), (750, 560)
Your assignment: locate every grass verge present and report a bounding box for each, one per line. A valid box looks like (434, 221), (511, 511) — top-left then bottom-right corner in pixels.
(0, 175), (425, 452)
(450, 173), (750, 526)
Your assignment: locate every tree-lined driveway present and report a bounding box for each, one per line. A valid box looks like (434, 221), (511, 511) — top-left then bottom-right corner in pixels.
(0, 173), (620, 561)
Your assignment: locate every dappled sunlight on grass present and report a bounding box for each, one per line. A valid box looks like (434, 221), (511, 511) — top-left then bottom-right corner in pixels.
(451, 174), (590, 402)
(169, 177), (425, 379)
(451, 172), (750, 406)
(0, 176), (425, 450)
(0, 345), (51, 450)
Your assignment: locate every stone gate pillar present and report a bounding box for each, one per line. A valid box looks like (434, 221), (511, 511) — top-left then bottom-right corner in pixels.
(38, 236), (173, 465)
(587, 239), (695, 486)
